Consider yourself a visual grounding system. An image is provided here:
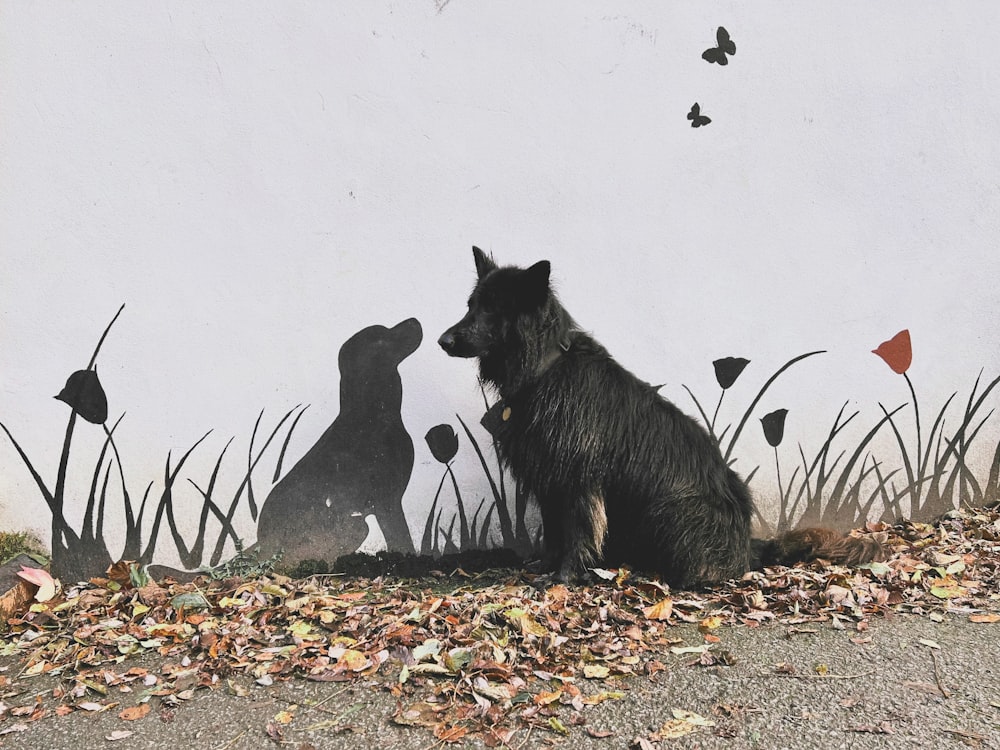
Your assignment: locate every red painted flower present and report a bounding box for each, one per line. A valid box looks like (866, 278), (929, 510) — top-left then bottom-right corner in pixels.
(872, 329), (912, 375)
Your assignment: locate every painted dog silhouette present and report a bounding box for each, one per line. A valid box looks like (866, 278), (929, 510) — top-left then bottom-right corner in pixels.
(256, 318), (422, 566)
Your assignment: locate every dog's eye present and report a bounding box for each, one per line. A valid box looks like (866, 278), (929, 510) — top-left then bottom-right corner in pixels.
(472, 291), (497, 311)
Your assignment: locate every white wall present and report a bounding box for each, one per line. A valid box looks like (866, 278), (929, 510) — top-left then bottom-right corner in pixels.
(3, 2), (999, 566)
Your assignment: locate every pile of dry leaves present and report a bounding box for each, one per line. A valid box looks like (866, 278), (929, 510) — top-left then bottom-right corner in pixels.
(2, 506), (999, 744)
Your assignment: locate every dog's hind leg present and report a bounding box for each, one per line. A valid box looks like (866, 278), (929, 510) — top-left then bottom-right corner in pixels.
(552, 492), (608, 582)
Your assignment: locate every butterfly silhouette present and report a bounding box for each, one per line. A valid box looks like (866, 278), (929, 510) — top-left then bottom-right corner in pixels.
(702, 26), (736, 65)
(687, 103), (711, 128)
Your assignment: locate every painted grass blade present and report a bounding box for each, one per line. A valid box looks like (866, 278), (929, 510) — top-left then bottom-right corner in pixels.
(456, 413), (514, 548)
(723, 351), (826, 462)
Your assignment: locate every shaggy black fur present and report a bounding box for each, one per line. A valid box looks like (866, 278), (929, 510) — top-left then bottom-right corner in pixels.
(439, 247), (883, 587)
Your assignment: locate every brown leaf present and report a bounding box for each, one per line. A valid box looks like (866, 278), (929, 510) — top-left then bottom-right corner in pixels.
(265, 720), (284, 742)
(433, 723), (468, 743)
(969, 613), (1000, 624)
(119, 703), (151, 721)
(393, 702), (446, 727)
(587, 727), (614, 738)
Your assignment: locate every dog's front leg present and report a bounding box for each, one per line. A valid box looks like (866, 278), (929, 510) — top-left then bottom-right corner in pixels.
(536, 497), (564, 573)
(554, 492), (608, 583)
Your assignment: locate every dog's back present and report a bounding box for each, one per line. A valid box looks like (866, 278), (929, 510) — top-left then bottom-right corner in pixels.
(506, 332), (754, 586)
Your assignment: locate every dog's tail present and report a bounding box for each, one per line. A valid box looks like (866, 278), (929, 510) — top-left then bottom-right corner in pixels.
(750, 527), (887, 570)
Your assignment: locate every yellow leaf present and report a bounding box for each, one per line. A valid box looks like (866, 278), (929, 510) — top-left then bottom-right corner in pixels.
(534, 689), (562, 705)
(669, 645), (709, 656)
(654, 709), (715, 740)
(259, 584), (289, 598)
(273, 709), (295, 725)
(642, 598), (673, 621)
(814, 663), (829, 676)
(671, 709), (715, 726)
(656, 719), (697, 739)
(338, 649), (368, 671)
(548, 717), (570, 736)
(698, 615), (723, 632)
(581, 691), (625, 705)
(506, 610), (548, 637)
(583, 664), (610, 679)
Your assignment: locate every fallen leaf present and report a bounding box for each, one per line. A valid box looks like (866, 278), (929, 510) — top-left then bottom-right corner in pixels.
(16, 566), (56, 602)
(506, 609), (548, 637)
(581, 691), (625, 705)
(652, 708), (715, 740)
(393, 702), (445, 728)
(412, 639), (442, 662)
(337, 649), (368, 672)
(105, 730), (133, 741)
(669, 645), (709, 656)
(434, 723), (468, 743)
(119, 703), (151, 721)
(969, 613), (1000, 624)
(547, 717), (570, 736)
(643, 598), (673, 621)
(534, 689), (562, 706)
(698, 615), (723, 632)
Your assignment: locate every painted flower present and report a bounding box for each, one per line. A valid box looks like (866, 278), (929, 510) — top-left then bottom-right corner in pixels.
(712, 357), (750, 390)
(54, 369), (108, 424)
(760, 408), (789, 447)
(425, 424), (459, 464)
(872, 329), (912, 375)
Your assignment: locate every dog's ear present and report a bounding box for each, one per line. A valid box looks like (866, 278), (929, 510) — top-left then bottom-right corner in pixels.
(519, 260), (551, 309)
(473, 246), (497, 279)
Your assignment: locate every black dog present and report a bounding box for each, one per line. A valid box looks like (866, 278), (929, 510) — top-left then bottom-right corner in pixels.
(439, 247), (883, 587)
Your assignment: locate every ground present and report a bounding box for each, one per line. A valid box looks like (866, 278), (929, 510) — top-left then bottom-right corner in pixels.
(1, 508), (998, 749)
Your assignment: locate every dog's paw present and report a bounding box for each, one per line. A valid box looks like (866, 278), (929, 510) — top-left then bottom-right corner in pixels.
(554, 560), (591, 585)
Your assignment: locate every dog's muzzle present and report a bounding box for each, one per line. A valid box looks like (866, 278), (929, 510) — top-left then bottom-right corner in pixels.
(437, 329), (477, 358)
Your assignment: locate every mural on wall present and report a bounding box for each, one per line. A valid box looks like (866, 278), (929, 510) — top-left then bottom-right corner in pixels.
(3, 11), (999, 580)
(3, 296), (999, 581)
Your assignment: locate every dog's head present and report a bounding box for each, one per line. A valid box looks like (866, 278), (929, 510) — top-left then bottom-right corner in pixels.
(438, 246), (551, 358)
(340, 317), (423, 371)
